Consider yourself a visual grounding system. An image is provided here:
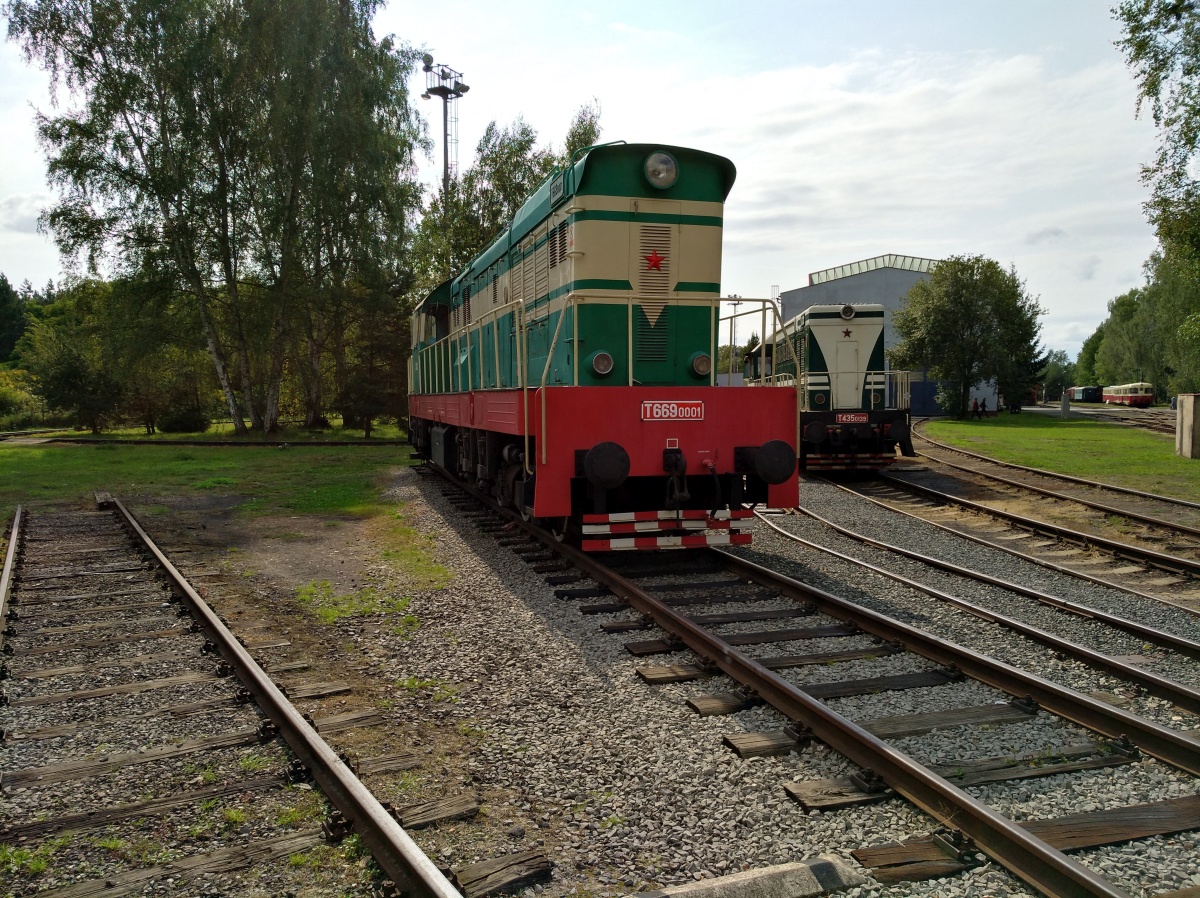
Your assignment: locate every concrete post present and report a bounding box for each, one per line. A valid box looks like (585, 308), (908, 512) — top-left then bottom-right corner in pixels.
(1060, 394), (1070, 418)
(1178, 394), (1200, 459)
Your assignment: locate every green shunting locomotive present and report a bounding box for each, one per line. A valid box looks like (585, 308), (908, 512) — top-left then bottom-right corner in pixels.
(744, 303), (915, 471)
(408, 142), (799, 550)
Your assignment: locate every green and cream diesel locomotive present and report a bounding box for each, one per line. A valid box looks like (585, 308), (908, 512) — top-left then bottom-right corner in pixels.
(744, 303), (914, 470)
(408, 143), (799, 550)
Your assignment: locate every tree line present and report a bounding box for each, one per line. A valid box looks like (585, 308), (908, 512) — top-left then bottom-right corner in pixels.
(0, 0), (600, 434)
(1069, 2), (1200, 399)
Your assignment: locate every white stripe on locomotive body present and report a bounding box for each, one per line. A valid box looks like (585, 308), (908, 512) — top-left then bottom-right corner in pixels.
(582, 532), (754, 551)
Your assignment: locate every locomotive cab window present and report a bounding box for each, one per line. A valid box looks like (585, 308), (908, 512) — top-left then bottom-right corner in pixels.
(431, 307), (449, 342)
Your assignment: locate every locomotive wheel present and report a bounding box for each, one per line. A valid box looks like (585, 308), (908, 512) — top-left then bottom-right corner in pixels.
(542, 516), (573, 542)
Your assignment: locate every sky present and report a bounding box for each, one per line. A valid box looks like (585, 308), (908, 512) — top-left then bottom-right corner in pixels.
(0, 0), (1161, 357)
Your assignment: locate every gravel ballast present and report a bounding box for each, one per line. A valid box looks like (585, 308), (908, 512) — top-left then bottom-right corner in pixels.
(341, 469), (1200, 898)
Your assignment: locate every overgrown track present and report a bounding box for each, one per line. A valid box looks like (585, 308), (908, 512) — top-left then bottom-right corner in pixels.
(913, 429), (1200, 543)
(0, 499), (459, 898)
(1067, 406), (1178, 436)
(423, 462), (1200, 898)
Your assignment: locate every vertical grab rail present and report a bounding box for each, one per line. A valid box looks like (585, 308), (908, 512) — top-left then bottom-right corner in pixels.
(720, 299), (800, 452)
(539, 297), (573, 465)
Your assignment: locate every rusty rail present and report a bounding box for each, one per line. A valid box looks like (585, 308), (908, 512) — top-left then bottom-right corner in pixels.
(423, 463), (1151, 897)
(107, 497), (459, 898)
(0, 505), (21, 655)
(879, 472), (1200, 578)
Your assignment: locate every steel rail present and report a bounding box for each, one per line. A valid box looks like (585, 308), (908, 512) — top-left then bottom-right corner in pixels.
(546, 546), (1136, 897)
(710, 548), (1200, 776)
(817, 476), (1199, 616)
(913, 438), (1200, 540)
(0, 505), (22, 654)
(752, 509), (1200, 713)
(912, 428), (1200, 512)
(879, 471), (1200, 579)
(779, 502), (1200, 659)
(419, 464), (1160, 896)
(107, 497), (460, 898)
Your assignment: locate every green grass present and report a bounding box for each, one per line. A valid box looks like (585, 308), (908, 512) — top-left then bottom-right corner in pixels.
(276, 790), (327, 828)
(237, 751), (273, 773)
(0, 835), (72, 875)
(0, 441), (414, 522)
(296, 580), (416, 624)
(923, 414), (1200, 502)
(372, 511), (451, 588)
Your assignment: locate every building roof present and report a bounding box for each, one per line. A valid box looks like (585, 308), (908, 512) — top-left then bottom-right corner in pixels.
(808, 253), (939, 286)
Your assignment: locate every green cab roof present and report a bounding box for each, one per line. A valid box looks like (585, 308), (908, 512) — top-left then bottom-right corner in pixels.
(414, 278), (452, 316)
(442, 143), (736, 302)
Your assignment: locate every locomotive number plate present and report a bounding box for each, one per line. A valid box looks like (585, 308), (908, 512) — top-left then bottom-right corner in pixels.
(835, 413), (869, 423)
(641, 401), (705, 421)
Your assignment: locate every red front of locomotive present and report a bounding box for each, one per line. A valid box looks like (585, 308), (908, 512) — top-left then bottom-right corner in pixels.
(529, 385), (798, 549)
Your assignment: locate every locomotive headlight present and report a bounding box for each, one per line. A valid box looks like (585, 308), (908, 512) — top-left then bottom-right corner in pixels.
(589, 350), (614, 377)
(689, 352), (712, 378)
(840, 304), (855, 320)
(644, 152), (678, 189)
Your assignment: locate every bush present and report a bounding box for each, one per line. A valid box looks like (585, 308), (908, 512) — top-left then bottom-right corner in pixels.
(157, 405), (211, 433)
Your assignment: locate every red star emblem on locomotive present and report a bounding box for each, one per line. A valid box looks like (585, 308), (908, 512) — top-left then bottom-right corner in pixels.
(645, 250), (665, 270)
(842, 328), (852, 337)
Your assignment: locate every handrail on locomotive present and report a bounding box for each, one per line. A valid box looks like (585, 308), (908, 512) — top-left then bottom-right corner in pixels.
(418, 295), (803, 475)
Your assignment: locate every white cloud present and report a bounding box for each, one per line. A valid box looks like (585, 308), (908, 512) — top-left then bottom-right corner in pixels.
(1, 195), (45, 234)
(1025, 226), (1066, 244)
(0, 1), (1162, 356)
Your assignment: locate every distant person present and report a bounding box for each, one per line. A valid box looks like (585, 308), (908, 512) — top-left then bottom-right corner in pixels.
(980, 397), (988, 418)
(971, 398), (979, 418)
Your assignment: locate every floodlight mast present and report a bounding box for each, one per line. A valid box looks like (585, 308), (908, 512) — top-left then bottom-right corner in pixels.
(420, 55), (469, 205)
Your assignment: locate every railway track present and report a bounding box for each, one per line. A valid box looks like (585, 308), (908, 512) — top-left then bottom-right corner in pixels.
(912, 429), (1200, 550)
(842, 461), (1200, 614)
(1069, 406), (1178, 436)
(0, 499), (496, 898)
(420, 463), (1200, 898)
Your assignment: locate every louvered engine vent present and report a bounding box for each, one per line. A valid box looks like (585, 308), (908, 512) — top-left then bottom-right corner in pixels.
(635, 225), (671, 362)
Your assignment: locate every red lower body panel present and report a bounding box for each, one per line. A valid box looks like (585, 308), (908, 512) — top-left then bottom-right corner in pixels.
(410, 385), (798, 546)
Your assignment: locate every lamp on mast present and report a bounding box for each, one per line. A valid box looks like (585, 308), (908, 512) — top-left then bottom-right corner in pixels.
(420, 55), (469, 208)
